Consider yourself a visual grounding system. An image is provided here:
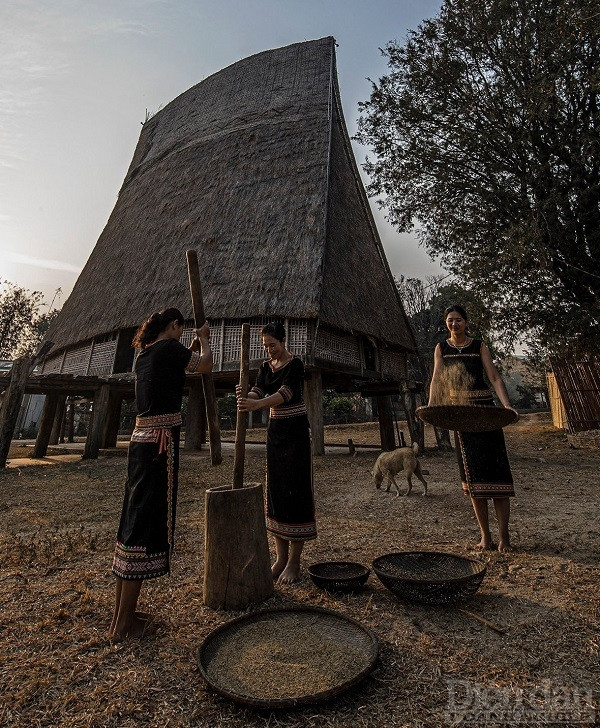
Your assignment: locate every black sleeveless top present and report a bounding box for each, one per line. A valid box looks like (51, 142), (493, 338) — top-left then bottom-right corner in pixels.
(440, 339), (488, 391)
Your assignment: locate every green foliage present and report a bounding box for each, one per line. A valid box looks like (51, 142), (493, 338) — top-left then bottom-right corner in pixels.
(357, 0), (600, 357)
(0, 281), (60, 359)
(322, 391), (358, 423)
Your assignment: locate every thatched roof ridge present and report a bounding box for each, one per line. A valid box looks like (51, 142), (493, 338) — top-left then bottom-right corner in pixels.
(45, 37), (415, 355)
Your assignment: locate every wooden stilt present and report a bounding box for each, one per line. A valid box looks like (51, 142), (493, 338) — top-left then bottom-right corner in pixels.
(33, 392), (60, 458)
(305, 369), (324, 455)
(0, 357), (32, 468)
(376, 395), (396, 451)
(185, 379), (205, 450)
(83, 384), (111, 459)
(49, 395), (67, 445)
(67, 400), (75, 443)
(102, 391), (123, 448)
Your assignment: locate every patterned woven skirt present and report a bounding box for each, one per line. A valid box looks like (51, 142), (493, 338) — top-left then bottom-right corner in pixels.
(265, 414), (316, 541)
(112, 423), (180, 580)
(453, 392), (514, 499)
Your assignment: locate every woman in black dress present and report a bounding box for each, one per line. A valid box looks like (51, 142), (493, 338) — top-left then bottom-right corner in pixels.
(109, 308), (212, 641)
(237, 322), (315, 584)
(428, 305), (518, 552)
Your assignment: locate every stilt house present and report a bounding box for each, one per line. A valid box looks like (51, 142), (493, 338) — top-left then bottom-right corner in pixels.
(40, 37), (416, 454)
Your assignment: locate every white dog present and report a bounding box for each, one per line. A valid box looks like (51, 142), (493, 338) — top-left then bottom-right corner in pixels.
(372, 443), (428, 497)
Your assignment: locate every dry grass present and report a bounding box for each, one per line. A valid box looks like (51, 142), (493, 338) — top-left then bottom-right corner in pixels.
(1, 416), (598, 727)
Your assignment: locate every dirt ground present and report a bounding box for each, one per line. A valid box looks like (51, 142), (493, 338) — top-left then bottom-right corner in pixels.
(0, 415), (598, 727)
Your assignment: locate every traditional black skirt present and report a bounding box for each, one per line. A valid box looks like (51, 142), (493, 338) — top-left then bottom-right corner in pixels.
(112, 425), (180, 580)
(265, 414), (316, 541)
(453, 392), (515, 500)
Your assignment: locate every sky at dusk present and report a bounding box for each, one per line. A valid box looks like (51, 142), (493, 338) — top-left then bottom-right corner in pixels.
(1, 0), (443, 310)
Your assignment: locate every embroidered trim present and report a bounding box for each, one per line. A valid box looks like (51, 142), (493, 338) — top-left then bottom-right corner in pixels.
(131, 412), (182, 453)
(134, 413), (183, 429)
(185, 350), (201, 373)
(266, 517), (317, 541)
(270, 402), (308, 419)
(278, 385), (293, 403)
(112, 542), (169, 580)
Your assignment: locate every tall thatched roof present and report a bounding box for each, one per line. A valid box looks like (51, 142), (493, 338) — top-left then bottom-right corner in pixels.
(45, 37), (415, 355)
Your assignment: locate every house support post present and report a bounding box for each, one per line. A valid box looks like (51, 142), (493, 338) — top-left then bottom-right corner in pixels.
(83, 384), (111, 459)
(33, 392), (61, 458)
(376, 395), (396, 451)
(304, 369), (324, 455)
(103, 391), (123, 448)
(402, 383), (425, 453)
(0, 357), (31, 468)
(67, 399), (75, 442)
(49, 395), (67, 445)
(185, 379), (206, 450)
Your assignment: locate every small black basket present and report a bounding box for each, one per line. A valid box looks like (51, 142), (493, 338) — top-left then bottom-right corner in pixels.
(372, 551), (486, 605)
(308, 561), (370, 592)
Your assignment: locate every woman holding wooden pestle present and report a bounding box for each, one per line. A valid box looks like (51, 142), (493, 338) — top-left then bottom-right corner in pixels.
(109, 309), (212, 641)
(236, 322), (316, 583)
(427, 304), (518, 553)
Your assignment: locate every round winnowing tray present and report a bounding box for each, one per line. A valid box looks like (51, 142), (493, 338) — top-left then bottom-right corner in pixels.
(197, 606), (379, 708)
(416, 404), (518, 432)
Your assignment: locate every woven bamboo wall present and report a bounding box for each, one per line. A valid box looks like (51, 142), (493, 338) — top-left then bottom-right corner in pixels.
(40, 317), (407, 383)
(550, 360), (600, 432)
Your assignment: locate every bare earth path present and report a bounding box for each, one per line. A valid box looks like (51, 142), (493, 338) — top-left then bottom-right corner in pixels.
(0, 415), (598, 727)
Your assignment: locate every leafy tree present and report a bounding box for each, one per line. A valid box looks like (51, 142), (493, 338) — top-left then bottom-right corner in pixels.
(0, 281), (60, 359)
(357, 0), (600, 356)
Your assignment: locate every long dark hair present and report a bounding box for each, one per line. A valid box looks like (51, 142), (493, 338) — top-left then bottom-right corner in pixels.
(261, 321), (286, 342)
(132, 308), (184, 349)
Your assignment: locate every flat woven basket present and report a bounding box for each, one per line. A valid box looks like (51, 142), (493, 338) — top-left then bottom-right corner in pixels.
(197, 606), (379, 709)
(372, 551), (487, 605)
(416, 404), (517, 432)
(308, 561), (370, 592)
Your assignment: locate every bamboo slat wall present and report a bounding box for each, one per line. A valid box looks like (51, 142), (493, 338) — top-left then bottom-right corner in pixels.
(550, 360), (600, 432)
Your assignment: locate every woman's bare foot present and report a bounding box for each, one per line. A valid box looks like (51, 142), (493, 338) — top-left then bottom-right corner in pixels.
(277, 563), (300, 584)
(498, 540), (513, 553)
(109, 615), (148, 643)
(271, 558), (287, 579)
(475, 539), (495, 550)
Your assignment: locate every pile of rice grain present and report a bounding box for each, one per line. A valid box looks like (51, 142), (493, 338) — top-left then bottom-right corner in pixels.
(205, 615), (369, 700)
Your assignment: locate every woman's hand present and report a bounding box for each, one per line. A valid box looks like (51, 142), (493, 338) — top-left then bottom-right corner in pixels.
(237, 396), (261, 412)
(504, 404), (520, 422)
(195, 322), (210, 341)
